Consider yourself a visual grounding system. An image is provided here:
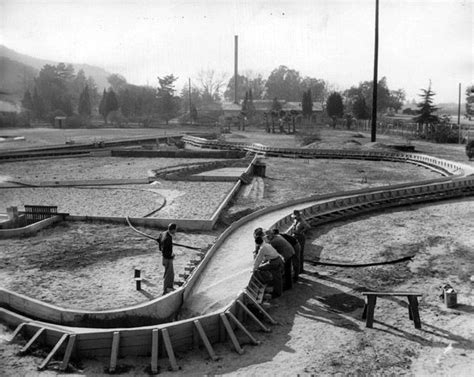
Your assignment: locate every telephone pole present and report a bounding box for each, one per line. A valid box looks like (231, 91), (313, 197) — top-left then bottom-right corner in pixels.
(234, 35), (238, 104)
(371, 0), (379, 142)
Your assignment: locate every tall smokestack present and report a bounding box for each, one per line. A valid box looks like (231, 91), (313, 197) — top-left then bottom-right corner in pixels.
(234, 35), (238, 104)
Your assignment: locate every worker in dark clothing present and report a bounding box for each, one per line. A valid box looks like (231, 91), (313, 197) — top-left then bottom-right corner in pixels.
(158, 223), (177, 295)
(264, 229), (294, 290)
(273, 228), (300, 282)
(289, 209), (310, 273)
(253, 236), (284, 298)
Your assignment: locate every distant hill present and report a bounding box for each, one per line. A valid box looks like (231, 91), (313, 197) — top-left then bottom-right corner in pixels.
(0, 56), (37, 102)
(0, 45), (111, 103)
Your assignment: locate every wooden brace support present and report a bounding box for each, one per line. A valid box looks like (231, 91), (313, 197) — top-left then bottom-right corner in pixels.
(244, 291), (278, 325)
(162, 328), (179, 371)
(20, 327), (45, 354)
(38, 333), (69, 371)
(225, 311), (260, 345)
(236, 300), (271, 332)
(220, 313), (244, 354)
(194, 320), (218, 361)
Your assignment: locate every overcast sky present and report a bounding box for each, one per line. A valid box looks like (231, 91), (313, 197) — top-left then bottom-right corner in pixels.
(1, 0), (472, 103)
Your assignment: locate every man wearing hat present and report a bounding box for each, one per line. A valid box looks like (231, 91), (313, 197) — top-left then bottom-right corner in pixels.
(264, 229), (295, 290)
(158, 223), (177, 295)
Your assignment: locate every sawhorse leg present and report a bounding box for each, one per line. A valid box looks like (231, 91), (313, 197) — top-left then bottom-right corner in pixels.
(365, 295), (377, 328)
(407, 296), (421, 329)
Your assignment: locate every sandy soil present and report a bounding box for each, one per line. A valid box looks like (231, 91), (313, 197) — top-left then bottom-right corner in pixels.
(1, 127), (473, 376)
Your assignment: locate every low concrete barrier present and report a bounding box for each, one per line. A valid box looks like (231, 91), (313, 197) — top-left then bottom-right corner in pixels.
(0, 215), (63, 239)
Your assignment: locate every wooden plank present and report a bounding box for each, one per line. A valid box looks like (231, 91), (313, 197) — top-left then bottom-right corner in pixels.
(362, 292), (423, 297)
(226, 311), (260, 345)
(220, 313), (244, 354)
(150, 329), (159, 374)
(38, 333), (68, 371)
(194, 320), (218, 361)
(245, 291), (278, 325)
(109, 331), (120, 373)
(162, 328), (179, 371)
(236, 300), (271, 332)
(20, 327), (45, 354)
(9, 322), (27, 343)
(60, 334), (76, 371)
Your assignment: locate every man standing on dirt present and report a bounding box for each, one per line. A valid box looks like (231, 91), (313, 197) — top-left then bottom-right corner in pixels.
(158, 223), (177, 295)
(289, 209), (310, 273)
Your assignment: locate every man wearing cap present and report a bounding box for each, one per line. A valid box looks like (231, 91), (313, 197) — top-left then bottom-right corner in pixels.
(158, 223), (177, 295)
(289, 209), (310, 273)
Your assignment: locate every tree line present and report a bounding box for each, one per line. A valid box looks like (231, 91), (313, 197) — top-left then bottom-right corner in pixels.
(19, 62), (436, 127)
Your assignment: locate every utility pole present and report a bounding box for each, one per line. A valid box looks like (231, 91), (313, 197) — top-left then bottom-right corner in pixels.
(371, 0), (379, 142)
(458, 83), (461, 143)
(234, 35), (238, 104)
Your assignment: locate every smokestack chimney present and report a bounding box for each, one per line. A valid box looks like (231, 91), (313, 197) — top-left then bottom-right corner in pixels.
(234, 35), (238, 104)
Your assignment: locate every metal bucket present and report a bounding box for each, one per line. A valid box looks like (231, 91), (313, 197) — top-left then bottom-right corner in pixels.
(444, 290), (457, 308)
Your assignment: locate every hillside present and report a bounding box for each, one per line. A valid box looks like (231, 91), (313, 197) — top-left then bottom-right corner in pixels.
(0, 45), (110, 102)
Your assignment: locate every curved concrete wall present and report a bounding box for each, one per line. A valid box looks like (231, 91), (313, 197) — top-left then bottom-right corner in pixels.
(1, 142), (473, 363)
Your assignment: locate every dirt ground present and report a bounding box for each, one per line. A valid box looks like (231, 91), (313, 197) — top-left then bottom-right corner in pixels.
(0, 126), (473, 376)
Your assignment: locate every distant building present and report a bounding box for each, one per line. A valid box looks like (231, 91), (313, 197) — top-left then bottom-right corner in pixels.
(0, 100), (20, 114)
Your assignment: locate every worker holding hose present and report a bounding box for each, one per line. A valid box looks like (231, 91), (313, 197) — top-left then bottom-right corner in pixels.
(158, 223), (177, 295)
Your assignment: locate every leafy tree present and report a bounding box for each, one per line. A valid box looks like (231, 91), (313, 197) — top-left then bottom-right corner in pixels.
(196, 70), (226, 104)
(271, 97), (282, 113)
(301, 77), (327, 102)
(78, 85), (92, 116)
(224, 72), (266, 102)
(352, 96), (370, 119)
(32, 87), (45, 119)
(326, 92), (344, 127)
(105, 89), (119, 115)
(344, 77), (402, 114)
(108, 74), (128, 93)
(190, 104), (198, 122)
(157, 74), (180, 124)
(466, 85), (474, 117)
(265, 65), (302, 101)
(99, 89), (107, 122)
(302, 89), (313, 118)
(21, 90), (34, 112)
(413, 82), (439, 125)
(119, 88), (134, 118)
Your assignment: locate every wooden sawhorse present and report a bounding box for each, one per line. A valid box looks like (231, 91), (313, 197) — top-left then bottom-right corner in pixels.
(362, 292), (423, 329)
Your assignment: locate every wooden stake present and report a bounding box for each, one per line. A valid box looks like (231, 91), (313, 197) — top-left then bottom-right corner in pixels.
(220, 313), (244, 354)
(194, 320), (218, 361)
(151, 329), (159, 374)
(38, 333), (69, 371)
(60, 334), (76, 371)
(109, 331), (120, 373)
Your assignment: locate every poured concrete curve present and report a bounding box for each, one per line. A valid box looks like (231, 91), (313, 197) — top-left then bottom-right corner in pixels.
(181, 201), (321, 317)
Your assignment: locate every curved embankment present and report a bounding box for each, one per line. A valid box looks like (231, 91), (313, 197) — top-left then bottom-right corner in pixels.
(1, 139), (473, 372)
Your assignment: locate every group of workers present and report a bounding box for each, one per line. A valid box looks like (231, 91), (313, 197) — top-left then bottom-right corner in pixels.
(252, 209), (311, 298)
(155, 209), (310, 297)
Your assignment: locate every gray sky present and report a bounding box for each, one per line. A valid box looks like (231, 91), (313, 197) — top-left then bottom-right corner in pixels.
(1, 0), (472, 102)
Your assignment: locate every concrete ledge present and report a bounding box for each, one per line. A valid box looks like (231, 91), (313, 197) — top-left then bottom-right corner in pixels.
(0, 215), (63, 239)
